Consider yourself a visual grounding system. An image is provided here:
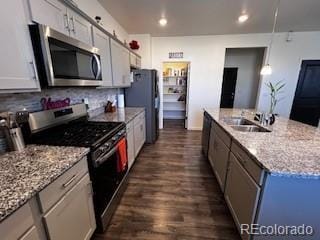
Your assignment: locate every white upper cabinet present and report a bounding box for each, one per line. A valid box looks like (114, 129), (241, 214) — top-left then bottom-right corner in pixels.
(92, 27), (113, 87)
(67, 9), (92, 45)
(28, 0), (92, 45)
(0, 0), (40, 91)
(130, 53), (141, 69)
(28, 0), (69, 35)
(110, 39), (130, 87)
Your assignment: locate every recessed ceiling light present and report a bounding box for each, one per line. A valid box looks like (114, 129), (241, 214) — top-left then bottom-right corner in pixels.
(159, 18), (167, 26)
(238, 14), (249, 23)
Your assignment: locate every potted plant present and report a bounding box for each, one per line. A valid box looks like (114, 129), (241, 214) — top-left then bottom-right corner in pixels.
(265, 80), (285, 124)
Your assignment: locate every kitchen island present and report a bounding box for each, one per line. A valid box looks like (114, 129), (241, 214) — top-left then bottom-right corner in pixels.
(203, 108), (320, 240)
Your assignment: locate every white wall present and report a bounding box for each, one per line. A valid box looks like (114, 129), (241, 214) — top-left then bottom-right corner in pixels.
(225, 48), (264, 109)
(152, 31), (320, 130)
(74, 0), (129, 42)
(129, 34), (152, 69)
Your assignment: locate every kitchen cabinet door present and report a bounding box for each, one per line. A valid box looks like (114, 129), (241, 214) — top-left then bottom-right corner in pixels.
(28, 0), (69, 35)
(136, 56), (142, 69)
(92, 27), (113, 87)
(44, 174), (96, 240)
(126, 121), (135, 169)
(224, 153), (261, 240)
(134, 113), (146, 157)
(130, 52), (137, 67)
(207, 124), (215, 169)
(68, 9), (92, 45)
(111, 39), (131, 87)
(0, 0), (40, 91)
(212, 135), (230, 191)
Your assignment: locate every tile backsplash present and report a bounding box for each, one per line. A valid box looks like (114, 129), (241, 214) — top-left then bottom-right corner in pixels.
(0, 88), (120, 117)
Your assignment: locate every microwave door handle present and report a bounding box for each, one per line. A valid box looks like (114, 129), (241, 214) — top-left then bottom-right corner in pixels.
(92, 54), (101, 79)
(91, 56), (97, 78)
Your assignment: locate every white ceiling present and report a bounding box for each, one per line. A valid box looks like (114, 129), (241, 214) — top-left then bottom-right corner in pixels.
(98, 0), (320, 36)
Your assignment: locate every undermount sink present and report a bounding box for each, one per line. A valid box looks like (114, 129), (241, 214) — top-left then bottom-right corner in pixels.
(230, 125), (271, 132)
(223, 117), (254, 126)
(223, 117), (271, 132)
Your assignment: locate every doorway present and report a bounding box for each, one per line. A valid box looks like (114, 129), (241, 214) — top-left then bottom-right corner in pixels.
(220, 48), (265, 109)
(162, 62), (190, 129)
(290, 60), (320, 127)
(220, 68), (238, 108)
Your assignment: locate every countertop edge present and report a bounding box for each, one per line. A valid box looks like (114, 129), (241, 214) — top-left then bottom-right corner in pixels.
(0, 147), (90, 223)
(204, 109), (320, 180)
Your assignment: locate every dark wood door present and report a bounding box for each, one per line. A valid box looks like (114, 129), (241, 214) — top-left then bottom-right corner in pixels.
(220, 68), (238, 108)
(290, 60), (320, 127)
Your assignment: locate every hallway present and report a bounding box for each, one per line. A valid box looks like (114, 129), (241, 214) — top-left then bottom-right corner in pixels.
(94, 127), (240, 240)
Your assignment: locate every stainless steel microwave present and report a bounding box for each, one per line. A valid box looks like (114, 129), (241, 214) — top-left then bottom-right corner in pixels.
(29, 24), (102, 87)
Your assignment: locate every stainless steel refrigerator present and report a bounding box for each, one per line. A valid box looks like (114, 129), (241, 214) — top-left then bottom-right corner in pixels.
(125, 69), (159, 144)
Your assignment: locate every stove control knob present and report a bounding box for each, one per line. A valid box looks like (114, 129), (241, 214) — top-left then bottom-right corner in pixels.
(112, 136), (117, 141)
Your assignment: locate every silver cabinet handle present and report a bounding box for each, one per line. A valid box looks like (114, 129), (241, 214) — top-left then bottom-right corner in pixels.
(64, 14), (70, 32)
(70, 16), (76, 33)
(62, 174), (77, 188)
(29, 61), (37, 80)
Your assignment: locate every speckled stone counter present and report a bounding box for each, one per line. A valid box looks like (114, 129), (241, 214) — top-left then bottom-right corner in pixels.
(205, 108), (320, 178)
(0, 145), (89, 222)
(90, 107), (145, 124)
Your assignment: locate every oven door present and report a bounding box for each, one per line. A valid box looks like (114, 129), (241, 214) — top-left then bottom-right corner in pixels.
(91, 139), (128, 232)
(37, 24), (102, 86)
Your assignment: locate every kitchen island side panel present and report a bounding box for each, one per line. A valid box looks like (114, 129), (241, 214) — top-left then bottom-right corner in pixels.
(254, 175), (320, 240)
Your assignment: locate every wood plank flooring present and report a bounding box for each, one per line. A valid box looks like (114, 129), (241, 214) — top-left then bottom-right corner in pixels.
(93, 126), (240, 240)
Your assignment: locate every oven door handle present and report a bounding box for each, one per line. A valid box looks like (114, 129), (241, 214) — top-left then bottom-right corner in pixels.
(95, 145), (119, 167)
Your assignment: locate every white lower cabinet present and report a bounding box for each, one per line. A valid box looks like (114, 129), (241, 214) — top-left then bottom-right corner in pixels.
(0, 158), (96, 240)
(0, 203), (40, 240)
(44, 174), (96, 240)
(126, 111), (146, 169)
(133, 112), (146, 156)
(126, 121), (135, 169)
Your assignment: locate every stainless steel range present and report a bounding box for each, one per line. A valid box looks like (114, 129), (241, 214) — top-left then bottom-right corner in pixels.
(22, 104), (128, 232)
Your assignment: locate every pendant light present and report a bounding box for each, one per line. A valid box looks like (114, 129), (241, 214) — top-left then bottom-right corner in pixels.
(261, 0), (280, 75)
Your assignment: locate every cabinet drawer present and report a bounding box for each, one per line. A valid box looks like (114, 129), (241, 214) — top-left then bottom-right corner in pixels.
(231, 142), (264, 186)
(38, 157), (89, 213)
(0, 203), (34, 240)
(213, 121), (231, 147)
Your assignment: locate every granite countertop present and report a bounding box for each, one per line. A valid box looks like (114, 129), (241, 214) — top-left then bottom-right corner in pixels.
(0, 145), (89, 222)
(90, 107), (145, 124)
(205, 108), (320, 179)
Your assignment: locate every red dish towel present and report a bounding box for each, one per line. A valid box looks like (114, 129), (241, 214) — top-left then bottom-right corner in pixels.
(117, 138), (128, 173)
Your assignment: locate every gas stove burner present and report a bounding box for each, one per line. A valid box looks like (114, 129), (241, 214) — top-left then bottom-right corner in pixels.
(30, 121), (125, 148)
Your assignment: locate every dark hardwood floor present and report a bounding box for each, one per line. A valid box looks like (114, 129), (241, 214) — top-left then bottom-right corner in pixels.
(93, 126), (240, 240)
